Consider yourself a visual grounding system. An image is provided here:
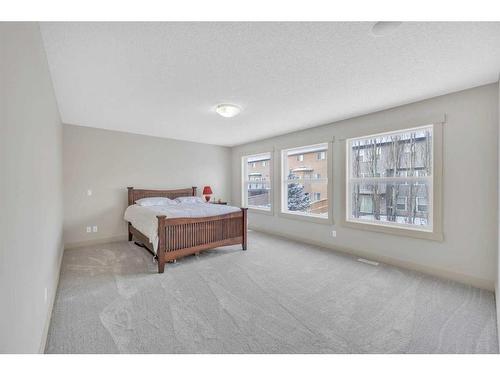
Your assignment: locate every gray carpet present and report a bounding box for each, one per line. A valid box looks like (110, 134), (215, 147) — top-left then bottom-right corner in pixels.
(46, 230), (498, 353)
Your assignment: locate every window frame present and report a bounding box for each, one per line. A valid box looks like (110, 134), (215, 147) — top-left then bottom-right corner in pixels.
(340, 122), (443, 241)
(279, 142), (333, 224)
(241, 152), (274, 214)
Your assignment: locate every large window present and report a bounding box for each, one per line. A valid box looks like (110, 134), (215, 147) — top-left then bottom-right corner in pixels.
(242, 152), (272, 211)
(346, 125), (433, 231)
(282, 143), (328, 218)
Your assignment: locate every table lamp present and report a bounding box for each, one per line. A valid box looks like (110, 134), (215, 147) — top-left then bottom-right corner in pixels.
(202, 186), (213, 202)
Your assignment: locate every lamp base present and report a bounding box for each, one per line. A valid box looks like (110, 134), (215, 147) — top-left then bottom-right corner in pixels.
(205, 195), (210, 202)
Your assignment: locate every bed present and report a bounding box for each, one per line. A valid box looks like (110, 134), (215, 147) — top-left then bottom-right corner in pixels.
(125, 187), (247, 273)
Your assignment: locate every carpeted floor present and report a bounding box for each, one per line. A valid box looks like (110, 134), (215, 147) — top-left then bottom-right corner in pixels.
(46, 230), (498, 353)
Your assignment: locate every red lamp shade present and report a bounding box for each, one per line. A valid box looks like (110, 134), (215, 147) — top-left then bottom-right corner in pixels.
(202, 186), (213, 195)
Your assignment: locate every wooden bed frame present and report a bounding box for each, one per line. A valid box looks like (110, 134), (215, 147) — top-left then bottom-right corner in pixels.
(127, 186), (247, 273)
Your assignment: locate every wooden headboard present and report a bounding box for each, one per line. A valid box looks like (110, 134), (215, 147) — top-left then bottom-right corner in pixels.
(127, 186), (197, 206)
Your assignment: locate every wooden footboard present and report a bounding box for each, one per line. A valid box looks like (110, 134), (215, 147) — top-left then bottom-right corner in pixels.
(156, 208), (247, 273)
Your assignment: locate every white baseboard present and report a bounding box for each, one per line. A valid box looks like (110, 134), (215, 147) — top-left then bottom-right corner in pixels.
(38, 243), (64, 354)
(496, 281), (500, 350)
(64, 235), (129, 250)
(251, 226), (494, 291)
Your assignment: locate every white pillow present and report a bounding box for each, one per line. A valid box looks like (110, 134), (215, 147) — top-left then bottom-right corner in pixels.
(136, 197), (178, 207)
(175, 196), (206, 204)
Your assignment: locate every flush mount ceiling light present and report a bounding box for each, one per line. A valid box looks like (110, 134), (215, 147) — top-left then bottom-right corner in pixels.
(371, 22), (402, 37)
(215, 103), (242, 118)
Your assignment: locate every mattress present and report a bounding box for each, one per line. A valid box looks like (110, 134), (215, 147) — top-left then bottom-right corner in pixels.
(124, 202), (241, 253)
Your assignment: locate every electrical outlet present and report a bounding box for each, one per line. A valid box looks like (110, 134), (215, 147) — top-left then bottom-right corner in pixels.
(86, 226), (92, 233)
(92, 226), (98, 233)
(44, 287), (48, 303)
(331, 230), (337, 237)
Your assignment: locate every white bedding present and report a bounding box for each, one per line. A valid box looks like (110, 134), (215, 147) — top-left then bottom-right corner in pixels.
(124, 202), (241, 253)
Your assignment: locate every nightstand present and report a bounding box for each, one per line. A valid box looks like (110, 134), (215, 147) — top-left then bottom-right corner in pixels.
(210, 201), (228, 205)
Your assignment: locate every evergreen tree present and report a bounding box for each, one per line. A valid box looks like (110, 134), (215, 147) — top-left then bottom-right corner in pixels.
(287, 174), (311, 211)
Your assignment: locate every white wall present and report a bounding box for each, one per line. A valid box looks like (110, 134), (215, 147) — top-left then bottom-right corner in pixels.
(63, 124), (232, 247)
(0, 23), (64, 353)
(232, 83), (498, 290)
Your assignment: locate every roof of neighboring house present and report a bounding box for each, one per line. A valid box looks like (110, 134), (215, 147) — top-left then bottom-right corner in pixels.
(287, 145), (327, 156)
(247, 154), (271, 163)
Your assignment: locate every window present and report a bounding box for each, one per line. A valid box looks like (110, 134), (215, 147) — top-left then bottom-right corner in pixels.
(347, 125), (433, 232)
(396, 196), (407, 211)
(282, 144), (328, 218)
(416, 197), (428, 212)
(242, 153), (272, 211)
(360, 195), (373, 213)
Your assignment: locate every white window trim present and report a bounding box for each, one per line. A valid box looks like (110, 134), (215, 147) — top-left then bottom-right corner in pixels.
(278, 142), (333, 224)
(241, 152), (274, 214)
(340, 123), (443, 241)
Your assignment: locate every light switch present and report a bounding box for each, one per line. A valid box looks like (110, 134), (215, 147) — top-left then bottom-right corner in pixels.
(92, 226), (98, 233)
(86, 226), (92, 233)
(87, 189), (92, 196)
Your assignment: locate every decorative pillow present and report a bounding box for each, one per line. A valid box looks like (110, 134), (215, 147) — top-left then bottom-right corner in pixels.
(135, 197), (178, 207)
(175, 196), (206, 204)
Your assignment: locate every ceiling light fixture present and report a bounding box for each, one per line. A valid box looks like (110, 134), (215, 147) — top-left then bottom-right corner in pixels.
(215, 103), (241, 118)
(371, 22), (402, 37)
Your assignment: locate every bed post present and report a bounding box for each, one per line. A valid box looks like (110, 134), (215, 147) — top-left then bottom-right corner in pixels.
(241, 208), (248, 250)
(127, 187), (134, 241)
(127, 186), (134, 206)
(157, 215), (167, 273)
(192, 186), (197, 196)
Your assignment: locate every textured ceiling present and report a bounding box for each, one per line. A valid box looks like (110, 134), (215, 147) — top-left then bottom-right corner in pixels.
(40, 22), (500, 146)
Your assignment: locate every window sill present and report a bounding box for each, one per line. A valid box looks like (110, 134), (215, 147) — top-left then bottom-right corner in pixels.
(278, 211), (332, 225)
(342, 219), (443, 241)
(247, 207), (274, 216)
